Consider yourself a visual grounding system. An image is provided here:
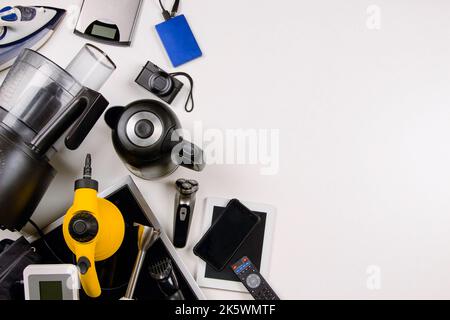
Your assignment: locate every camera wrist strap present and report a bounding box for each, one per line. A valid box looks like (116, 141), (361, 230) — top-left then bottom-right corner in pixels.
(170, 72), (194, 113)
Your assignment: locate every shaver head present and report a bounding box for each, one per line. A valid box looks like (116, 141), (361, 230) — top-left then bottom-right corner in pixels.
(175, 179), (199, 196)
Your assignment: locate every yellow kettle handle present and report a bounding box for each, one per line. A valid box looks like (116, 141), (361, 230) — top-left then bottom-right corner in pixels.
(75, 242), (101, 298)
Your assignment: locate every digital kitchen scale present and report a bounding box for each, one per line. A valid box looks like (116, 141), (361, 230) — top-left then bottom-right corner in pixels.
(74, 0), (142, 46)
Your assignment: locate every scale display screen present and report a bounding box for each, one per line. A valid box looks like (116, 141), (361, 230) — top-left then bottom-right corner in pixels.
(39, 281), (63, 300)
(91, 24), (117, 40)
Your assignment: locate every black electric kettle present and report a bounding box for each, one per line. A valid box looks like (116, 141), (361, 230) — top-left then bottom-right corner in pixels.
(105, 100), (205, 180)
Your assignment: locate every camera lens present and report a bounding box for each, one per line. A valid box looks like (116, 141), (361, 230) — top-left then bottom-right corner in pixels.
(149, 72), (173, 96)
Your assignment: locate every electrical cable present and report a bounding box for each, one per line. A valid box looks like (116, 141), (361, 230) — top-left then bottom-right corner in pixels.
(158, 0), (180, 20)
(28, 219), (65, 264)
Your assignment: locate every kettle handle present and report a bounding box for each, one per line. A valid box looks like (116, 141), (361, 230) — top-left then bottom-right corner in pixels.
(75, 243), (101, 298)
(172, 140), (206, 172)
(104, 106), (125, 129)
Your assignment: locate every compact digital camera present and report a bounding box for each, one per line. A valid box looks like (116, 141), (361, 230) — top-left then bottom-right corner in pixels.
(135, 61), (183, 104)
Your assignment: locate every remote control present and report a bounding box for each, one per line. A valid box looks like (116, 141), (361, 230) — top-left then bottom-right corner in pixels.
(231, 256), (280, 300)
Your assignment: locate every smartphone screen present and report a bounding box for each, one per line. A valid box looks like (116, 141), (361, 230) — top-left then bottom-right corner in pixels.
(194, 199), (261, 271)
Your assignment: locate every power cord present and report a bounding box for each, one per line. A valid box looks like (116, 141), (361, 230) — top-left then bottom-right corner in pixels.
(158, 0), (180, 20)
(28, 219), (65, 264)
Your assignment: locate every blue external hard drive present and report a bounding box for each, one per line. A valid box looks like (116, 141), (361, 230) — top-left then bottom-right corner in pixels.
(155, 14), (202, 67)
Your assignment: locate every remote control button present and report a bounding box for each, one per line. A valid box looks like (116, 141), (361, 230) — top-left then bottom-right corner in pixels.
(246, 274), (261, 289)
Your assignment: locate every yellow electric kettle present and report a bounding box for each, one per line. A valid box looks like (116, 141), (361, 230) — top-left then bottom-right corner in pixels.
(63, 154), (125, 298)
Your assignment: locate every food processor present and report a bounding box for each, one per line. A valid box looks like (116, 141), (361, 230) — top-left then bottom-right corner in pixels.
(0, 44), (116, 231)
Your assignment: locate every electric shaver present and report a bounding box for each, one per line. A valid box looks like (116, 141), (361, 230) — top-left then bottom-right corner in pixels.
(173, 179), (199, 248)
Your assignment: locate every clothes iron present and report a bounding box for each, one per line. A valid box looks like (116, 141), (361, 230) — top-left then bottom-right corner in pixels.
(0, 5), (65, 71)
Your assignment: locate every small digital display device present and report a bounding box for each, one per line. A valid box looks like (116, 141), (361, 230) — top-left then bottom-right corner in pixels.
(23, 265), (79, 300)
(39, 281), (63, 300)
(91, 24), (117, 40)
(74, 0), (143, 46)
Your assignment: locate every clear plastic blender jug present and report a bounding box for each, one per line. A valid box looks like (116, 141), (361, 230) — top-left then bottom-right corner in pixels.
(0, 44), (115, 231)
(0, 44), (115, 153)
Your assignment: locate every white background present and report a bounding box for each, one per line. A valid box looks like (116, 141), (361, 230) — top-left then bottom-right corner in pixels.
(2, 0), (450, 299)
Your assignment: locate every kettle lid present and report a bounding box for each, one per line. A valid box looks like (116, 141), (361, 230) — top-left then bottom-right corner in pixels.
(126, 111), (163, 148)
(107, 100), (181, 160)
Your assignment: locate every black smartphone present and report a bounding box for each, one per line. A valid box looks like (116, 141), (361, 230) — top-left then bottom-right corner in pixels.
(193, 199), (261, 271)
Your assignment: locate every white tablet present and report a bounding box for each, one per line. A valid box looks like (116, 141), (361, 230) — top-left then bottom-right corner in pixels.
(195, 198), (276, 292)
